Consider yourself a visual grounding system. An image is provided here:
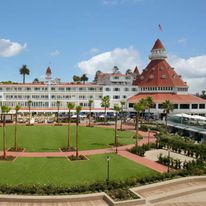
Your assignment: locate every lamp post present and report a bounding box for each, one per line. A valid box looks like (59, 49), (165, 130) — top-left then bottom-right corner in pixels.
(147, 128), (150, 144)
(106, 156), (110, 185)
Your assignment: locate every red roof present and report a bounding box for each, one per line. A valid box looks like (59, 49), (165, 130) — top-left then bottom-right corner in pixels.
(46, 67), (52, 75)
(133, 59), (187, 87)
(128, 93), (206, 104)
(152, 39), (165, 50)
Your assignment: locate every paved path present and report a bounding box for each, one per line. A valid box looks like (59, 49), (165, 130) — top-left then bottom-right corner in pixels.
(0, 126), (167, 173)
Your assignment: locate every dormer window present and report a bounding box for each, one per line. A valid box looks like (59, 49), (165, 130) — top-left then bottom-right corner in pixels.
(161, 74), (167, 79)
(149, 74), (154, 79)
(113, 76), (119, 80)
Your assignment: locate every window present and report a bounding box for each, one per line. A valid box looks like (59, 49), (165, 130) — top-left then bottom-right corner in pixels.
(66, 88), (71, 91)
(122, 95), (127, 99)
(174, 104), (178, 109)
(113, 76), (119, 80)
(132, 88), (137, 92)
(129, 103), (134, 108)
(113, 95), (120, 99)
(105, 88), (111, 91)
(199, 104), (205, 109)
(192, 104), (198, 109)
(124, 88), (129, 91)
(158, 104), (163, 109)
(125, 76), (131, 80)
(180, 104), (189, 109)
(113, 88), (120, 92)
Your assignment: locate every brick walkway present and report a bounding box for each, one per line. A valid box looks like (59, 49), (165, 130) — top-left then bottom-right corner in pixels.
(0, 125), (167, 173)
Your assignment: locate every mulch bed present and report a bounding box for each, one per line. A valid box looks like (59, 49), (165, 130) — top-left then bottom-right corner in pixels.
(60, 147), (76, 152)
(0, 155), (16, 161)
(68, 155), (88, 161)
(8, 147), (25, 152)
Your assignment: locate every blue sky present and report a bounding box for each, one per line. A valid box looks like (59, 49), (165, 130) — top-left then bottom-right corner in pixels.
(0, 0), (206, 92)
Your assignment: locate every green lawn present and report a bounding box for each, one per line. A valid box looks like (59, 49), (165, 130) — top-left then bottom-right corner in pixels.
(0, 125), (135, 152)
(0, 154), (157, 185)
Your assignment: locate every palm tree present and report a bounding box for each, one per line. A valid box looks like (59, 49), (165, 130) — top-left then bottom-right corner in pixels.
(88, 99), (93, 127)
(56, 100), (60, 124)
(133, 99), (146, 147)
(81, 74), (88, 84)
(19, 65), (30, 84)
(75, 105), (82, 157)
(113, 104), (121, 153)
(14, 105), (21, 150)
(162, 100), (174, 130)
(145, 96), (154, 122)
(120, 100), (125, 130)
(1, 105), (11, 159)
(101, 96), (110, 125)
(67, 102), (75, 149)
(27, 100), (32, 125)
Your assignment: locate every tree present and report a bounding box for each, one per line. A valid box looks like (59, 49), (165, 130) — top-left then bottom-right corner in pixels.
(162, 100), (174, 130)
(27, 100), (32, 125)
(133, 99), (146, 147)
(125, 69), (132, 75)
(73, 75), (81, 82)
(120, 100), (126, 130)
(200, 90), (206, 99)
(14, 105), (21, 150)
(19, 65), (30, 84)
(56, 100), (60, 124)
(33, 78), (39, 83)
(145, 96), (154, 122)
(75, 105), (82, 157)
(88, 99), (93, 127)
(67, 102), (75, 149)
(113, 104), (121, 153)
(1, 105), (11, 159)
(81, 74), (88, 84)
(93, 70), (101, 82)
(112, 66), (120, 74)
(101, 96), (110, 124)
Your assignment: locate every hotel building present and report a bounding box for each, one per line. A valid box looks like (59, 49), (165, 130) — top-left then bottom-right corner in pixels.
(0, 39), (206, 117)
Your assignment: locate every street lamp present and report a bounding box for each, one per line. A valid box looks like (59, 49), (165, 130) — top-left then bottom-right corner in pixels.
(106, 156), (110, 185)
(147, 128), (151, 144)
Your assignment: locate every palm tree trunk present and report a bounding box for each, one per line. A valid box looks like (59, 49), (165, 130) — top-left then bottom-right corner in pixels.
(14, 113), (17, 150)
(135, 113), (139, 147)
(104, 107), (107, 125)
(67, 110), (70, 148)
(76, 114), (79, 157)
(57, 107), (59, 124)
(89, 106), (91, 127)
(165, 113), (168, 131)
(3, 115), (6, 159)
(23, 74), (25, 84)
(29, 107), (31, 125)
(115, 113), (118, 153)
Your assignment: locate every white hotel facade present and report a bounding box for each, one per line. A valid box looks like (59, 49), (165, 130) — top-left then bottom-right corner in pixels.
(0, 39), (206, 116)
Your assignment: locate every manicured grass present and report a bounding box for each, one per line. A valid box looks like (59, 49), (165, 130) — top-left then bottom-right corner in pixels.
(0, 125), (134, 152)
(0, 154), (157, 185)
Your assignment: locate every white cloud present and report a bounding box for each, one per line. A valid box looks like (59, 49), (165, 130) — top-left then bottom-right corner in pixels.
(89, 48), (100, 55)
(78, 46), (141, 75)
(0, 38), (26, 57)
(50, 49), (60, 56)
(177, 37), (187, 45)
(168, 54), (206, 93)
